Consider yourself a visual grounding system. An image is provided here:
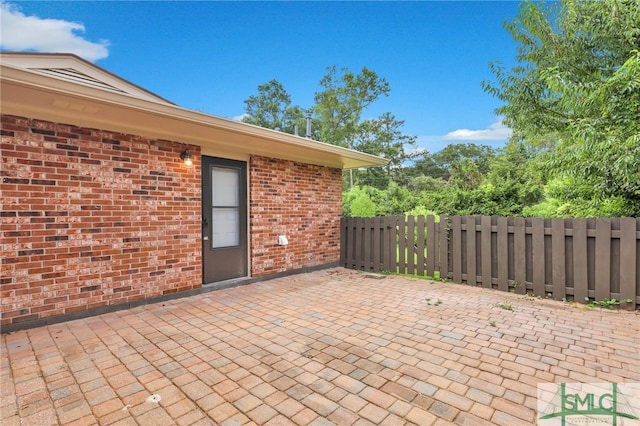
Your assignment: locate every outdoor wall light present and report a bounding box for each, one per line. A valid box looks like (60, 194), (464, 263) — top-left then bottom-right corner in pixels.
(180, 149), (193, 166)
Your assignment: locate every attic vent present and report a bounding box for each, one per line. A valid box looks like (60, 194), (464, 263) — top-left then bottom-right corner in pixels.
(28, 68), (127, 93)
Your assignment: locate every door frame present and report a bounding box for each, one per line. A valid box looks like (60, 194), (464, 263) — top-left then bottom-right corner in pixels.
(201, 155), (249, 284)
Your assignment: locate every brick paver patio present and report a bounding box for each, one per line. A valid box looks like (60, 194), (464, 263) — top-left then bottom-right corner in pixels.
(2, 268), (639, 425)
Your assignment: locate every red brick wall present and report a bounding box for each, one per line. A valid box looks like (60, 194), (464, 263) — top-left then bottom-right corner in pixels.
(1, 115), (202, 327)
(249, 155), (342, 276)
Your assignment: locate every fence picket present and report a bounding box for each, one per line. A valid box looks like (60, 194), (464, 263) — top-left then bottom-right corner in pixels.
(439, 215), (449, 279)
(595, 218), (611, 301)
(481, 216), (492, 288)
(452, 216), (462, 283)
(466, 216), (477, 286)
(364, 218), (372, 271)
(417, 215), (426, 277)
(532, 217), (546, 297)
(355, 217), (364, 270)
(389, 216), (397, 273)
(398, 216), (406, 274)
(346, 217), (355, 268)
(572, 218), (588, 304)
(407, 216), (416, 275)
(551, 218), (566, 300)
(514, 217), (526, 294)
(427, 215), (436, 277)
(373, 217), (381, 272)
(619, 218), (636, 309)
(497, 217), (509, 292)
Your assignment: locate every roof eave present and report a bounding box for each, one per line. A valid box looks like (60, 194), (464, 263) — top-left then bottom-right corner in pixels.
(0, 63), (388, 170)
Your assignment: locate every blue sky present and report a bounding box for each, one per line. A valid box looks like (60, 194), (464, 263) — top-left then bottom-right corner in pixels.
(1, 1), (521, 153)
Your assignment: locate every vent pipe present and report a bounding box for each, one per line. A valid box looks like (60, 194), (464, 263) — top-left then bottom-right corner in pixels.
(294, 125), (299, 136)
(305, 113), (312, 139)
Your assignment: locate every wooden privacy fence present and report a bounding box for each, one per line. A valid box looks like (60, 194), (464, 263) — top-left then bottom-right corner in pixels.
(340, 215), (640, 309)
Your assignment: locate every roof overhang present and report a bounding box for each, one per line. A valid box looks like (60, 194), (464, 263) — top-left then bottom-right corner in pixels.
(0, 53), (388, 170)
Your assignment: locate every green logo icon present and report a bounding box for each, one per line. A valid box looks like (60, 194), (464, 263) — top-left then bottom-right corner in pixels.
(538, 383), (640, 426)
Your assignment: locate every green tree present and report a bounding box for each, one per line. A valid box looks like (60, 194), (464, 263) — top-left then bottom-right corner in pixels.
(342, 186), (379, 217)
(349, 112), (417, 189)
(313, 66), (390, 147)
(411, 143), (495, 182)
(480, 139), (544, 216)
(242, 67), (416, 191)
(484, 0), (640, 216)
(242, 79), (304, 134)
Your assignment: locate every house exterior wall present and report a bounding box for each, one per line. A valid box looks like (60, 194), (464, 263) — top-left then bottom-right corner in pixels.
(249, 156), (342, 276)
(1, 115), (202, 327)
(1, 116), (344, 329)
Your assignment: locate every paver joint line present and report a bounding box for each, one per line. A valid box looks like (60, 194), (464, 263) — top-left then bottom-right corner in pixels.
(1, 268), (638, 426)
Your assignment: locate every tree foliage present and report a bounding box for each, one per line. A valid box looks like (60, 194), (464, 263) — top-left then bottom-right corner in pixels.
(242, 79), (304, 133)
(244, 1), (640, 219)
(483, 0), (640, 216)
(242, 66), (415, 190)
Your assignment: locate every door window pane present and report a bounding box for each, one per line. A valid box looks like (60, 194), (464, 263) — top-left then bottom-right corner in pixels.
(212, 207), (239, 247)
(211, 167), (240, 248)
(212, 167), (239, 206)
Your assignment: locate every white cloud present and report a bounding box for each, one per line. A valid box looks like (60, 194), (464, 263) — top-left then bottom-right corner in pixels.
(232, 113), (249, 122)
(0, 1), (109, 62)
(444, 119), (512, 141)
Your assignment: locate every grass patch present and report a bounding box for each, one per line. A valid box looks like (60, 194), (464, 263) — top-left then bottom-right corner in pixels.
(495, 302), (513, 311)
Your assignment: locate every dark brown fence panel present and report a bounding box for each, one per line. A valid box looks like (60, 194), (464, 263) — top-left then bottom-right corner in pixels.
(341, 215), (638, 309)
